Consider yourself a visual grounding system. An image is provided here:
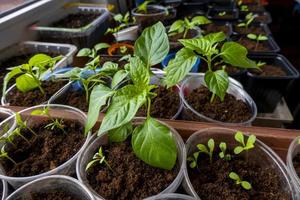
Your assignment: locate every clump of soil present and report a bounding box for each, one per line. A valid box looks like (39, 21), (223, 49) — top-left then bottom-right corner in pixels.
(136, 7), (163, 14)
(234, 25), (265, 35)
(137, 86), (181, 119)
(0, 120), (84, 177)
(292, 154), (300, 178)
(17, 189), (81, 200)
(249, 65), (287, 77)
(189, 152), (289, 200)
(86, 139), (178, 200)
(202, 23), (230, 35)
(54, 90), (88, 112)
(210, 11), (235, 20)
(238, 37), (270, 52)
(6, 81), (67, 107)
(185, 86), (252, 123)
(51, 13), (100, 28)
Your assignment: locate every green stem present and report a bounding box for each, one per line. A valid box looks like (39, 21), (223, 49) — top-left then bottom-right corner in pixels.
(183, 28), (188, 39)
(210, 93), (215, 103)
(255, 39), (259, 51)
(147, 98), (151, 118)
(6, 155), (17, 165)
(207, 56), (212, 71)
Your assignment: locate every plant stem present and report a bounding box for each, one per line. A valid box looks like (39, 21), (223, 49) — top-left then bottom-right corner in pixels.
(183, 28), (189, 39)
(255, 39), (259, 51)
(210, 93), (215, 103)
(6, 155), (17, 165)
(147, 98), (151, 118)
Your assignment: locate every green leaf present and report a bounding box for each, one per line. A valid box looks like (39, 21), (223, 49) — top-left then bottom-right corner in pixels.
(204, 32), (226, 45)
(241, 181), (252, 190)
(234, 131), (245, 146)
(134, 22), (169, 67)
(109, 122), (133, 143)
(16, 74), (39, 92)
(257, 35), (268, 41)
(247, 33), (257, 40)
(31, 108), (48, 116)
(189, 161), (196, 168)
(179, 37), (212, 55)
(129, 57), (150, 87)
(164, 48), (198, 88)
(99, 61), (119, 76)
(77, 48), (92, 57)
(237, 23), (246, 27)
(132, 117), (177, 170)
(111, 70), (128, 89)
(245, 134), (256, 150)
(219, 152), (225, 158)
(234, 146), (244, 154)
(85, 159), (98, 171)
(219, 142), (226, 151)
(98, 85), (147, 134)
(169, 20), (185, 33)
(197, 144), (209, 153)
(85, 84), (115, 134)
(94, 43), (110, 52)
(221, 42), (257, 69)
(208, 138), (215, 153)
(229, 172), (240, 181)
(28, 54), (52, 68)
(191, 16), (212, 25)
(3, 67), (23, 94)
(204, 69), (229, 101)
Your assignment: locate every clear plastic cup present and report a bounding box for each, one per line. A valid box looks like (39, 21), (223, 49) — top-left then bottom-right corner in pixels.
(6, 175), (95, 200)
(76, 117), (186, 200)
(145, 193), (196, 200)
(180, 74), (257, 126)
(1, 180), (8, 200)
(0, 104), (92, 189)
(183, 127), (296, 199)
(287, 136), (300, 198)
(0, 107), (16, 137)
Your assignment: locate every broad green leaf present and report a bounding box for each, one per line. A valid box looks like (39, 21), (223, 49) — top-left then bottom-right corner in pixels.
(245, 134), (256, 150)
(247, 33), (257, 40)
(164, 48), (198, 88)
(28, 54), (52, 68)
(85, 84), (115, 134)
(191, 16), (212, 25)
(229, 172), (240, 181)
(235, 131), (245, 146)
(109, 122), (132, 143)
(179, 37), (212, 55)
(111, 70), (128, 89)
(16, 74), (39, 92)
(221, 42), (257, 69)
(237, 23), (246, 27)
(219, 142), (226, 151)
(3, 67), (23, 94)
(99, 85), (147, 134)
(204, 69), (229, 101)
(208, 139), (215, 153)
(99, 61), (119, 76)
(77, 48), (92, 57)
(258, 35), (268, 41)
(129, 57), (150, 87)
(197, 144), (209, 153)
(204, 32), (226, 44)
(134, 22), (169, 67)
(132, 117), (177, 170)
(94, 43), (110, 52)
(169, 20), (184, 33)
(241, 181), (252, 190)
(234, 146), (244, 154)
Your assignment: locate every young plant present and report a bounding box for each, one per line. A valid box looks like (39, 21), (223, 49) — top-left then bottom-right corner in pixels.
(187, 151), (200, 168)
(240, 5), (249, 11)
(164, 31), (257, 102)
(234, 131), (256, 155)
(86, 147), (112, 171)
(256, 61), (266, 68)
(247, 33), (268, 50)
(15, 113), (36, 136)
(106, 12), (136, 34)
(229, 172), (252, 190)
(219, 142), (231, 161)
(136, 0), (156, 13)
(237, 12), (256, 32)
(193, 139), (215, 165)
(85, 22), (177, 170)
(3, 54), (62, 95)
(0, 145), (16, 165)
(168, 16), (211, 39)
(218, 11), (226, 17)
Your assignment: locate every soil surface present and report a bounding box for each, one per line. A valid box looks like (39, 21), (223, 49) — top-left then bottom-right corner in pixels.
(0, 120), (85, 177)
(293, 153), (300, 179)
(54, 90), (88, 112)
(169, 29), (197, 42)
(6, 81), (67, 107)
(137, 86), (181, 119)
(17, 190), (81, 200)
(136, 7), (163, 14)
(238, 37), (270, 52)
(254, 14), (269, 23)
(86, 139), (178, 200)
(185, 86), (252, 123)
(189, 152), (289, 200)
(200, 63), (244, 75)
(202, 23), (230, 36)
(51, 13), (100, 28)
(248, 64), (287, 77)
(234, 25), (265, 35)
(210, 12), (235, 20)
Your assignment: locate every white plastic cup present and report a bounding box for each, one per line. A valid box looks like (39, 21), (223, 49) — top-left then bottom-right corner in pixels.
(1, 180), (8, 200)
(145, 193), (196, 200)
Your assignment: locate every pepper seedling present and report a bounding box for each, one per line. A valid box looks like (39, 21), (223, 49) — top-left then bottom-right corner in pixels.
(229, 172), (252, 190)
(240, 5), (249, 11)
(168, 16), (211, 39)
(234, 131), (256, 155)
(137, 0), (156, 13)
(256, 61), (266, 68)
(247, 33), (268, 50)
(197, 139), (215, 164)
(219, 142), (231, 161)
(86, 147), (112, 172)
(3, 54), (62, 96)
(187, 151), (200, 168)
(237, 13), (256, 33)
(0, 146), (16, 165)
(218, 11), (226, 17)
(106, 12), (136, 34)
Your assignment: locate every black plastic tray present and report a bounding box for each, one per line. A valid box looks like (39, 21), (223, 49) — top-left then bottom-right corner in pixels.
(233, 22), (272, 36)
(206, 8), (239, 21)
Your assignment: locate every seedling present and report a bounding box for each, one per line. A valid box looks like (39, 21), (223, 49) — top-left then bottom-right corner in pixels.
(106, 12), (136, 34)
(219, 142), (231, 161)
(247, 33), (268, 50)
(15, 113), (36, 136)
(218, 11), (226, 17)
(3, 54), (62, 95)
(256, 61), (266, 68)
(168, 16), (211, 39)
(237, 12), (256, 32)
(86, 147), (112, 172)
(187, 151), (200, 168)
(164, 32), (257, 102)
(234, 131), (256, 155)
(196, 139), (215, 164)
(137, 0), (156, 13)
(240, 5), (249, 11)
(229, 172), (252, 190)
(0, 146), (16, 165)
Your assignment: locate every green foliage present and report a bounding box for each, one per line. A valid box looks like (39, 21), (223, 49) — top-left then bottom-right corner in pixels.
(0, 146), (16, 165)
(240, 5), (249, 11)
(256, 61), (266, 68)
(168, 16), (211, 39)
(198, 139), (215, 163)
(298, 138), (300, 145)
(106, 12), (136, 34)
(137, 0), (156, 13)
(229, 172), (252, 190)
(85, 147), (112, 171)
(234, 131), (256, 155)
(247, 33), (268, 51)
(219, 142), (231, 161)
(218, 11), (226, 16)
(187, 151), (200, 168)
(3, 54), (62, 95)
(237, 12), (256, 31)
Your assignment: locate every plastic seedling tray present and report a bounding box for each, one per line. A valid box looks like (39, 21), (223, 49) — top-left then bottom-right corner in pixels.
(244, 54), (299, 113)
(208, 0), (237, 9)
(33, 6), (109, 48)
(239, 11), (272, 24)
(206, 8), (239, 21)
(233, 22), (272, 36)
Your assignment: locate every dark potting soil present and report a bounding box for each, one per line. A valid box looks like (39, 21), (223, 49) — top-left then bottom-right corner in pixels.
(254, 14), (269, 23)
(136, 7), (163, 14)
(55, 90), (88, 112)
(238, 37), (270, 52)
(51, 13), (100, 29)
(202, 24), (230, 36)
(234, 25), (265, 35)
(6, 81), (67, 107)
(137, 86), (180, 119)
(292, 153), (300, 179)
(16, 189), (81, 200)
(86, 139), (178, 200)
(211, 12), (234, 20)
(0, 120), (84, 177)
(186, 86), (252, 123)
(249, 64), (287, 77)
(188, 153), (289, 200)
(169, 29), (197, 42)
(200, 63), (244, 75)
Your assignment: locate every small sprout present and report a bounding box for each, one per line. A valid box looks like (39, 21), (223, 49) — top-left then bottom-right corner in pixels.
(256, 61), (266, 68)
(240, 5), (249, 12)
(106, 12), (136, 34)
(137, 0), (156, 13)
(120, 45), (128, 54)
(0, 146), (16, 165)
(234, 131), (256, 155)
(196, 138), (215, 164)
(187, 152), (200, 168)
(16, 113), (37, 136)
(237, 12), (256, 31)
(219, 142), (231, 161)
(11, 127), (30, 144)
(218, 11), (226, 16)
(86, 147), (112, 172)
(247, 33), (268, 50)
(229, 172), (252, 190)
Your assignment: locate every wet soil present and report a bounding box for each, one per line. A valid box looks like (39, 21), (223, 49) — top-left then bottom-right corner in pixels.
(238, 37), (270, 52)
(51, 13), (101, 28)
(18, 190), (81, 200)
(248, 64), (287, 77)
(202, 23), (230, 36)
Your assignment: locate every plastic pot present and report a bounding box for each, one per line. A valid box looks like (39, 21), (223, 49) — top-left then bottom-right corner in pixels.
(6, 175), (95, 200)
(0, 104), (92, 188)
(244, 54), (299, 113)
(76, 118), (186, 200)
(113, 25), (139, 42)
(162, 52), (201, 73)
(206, 8), (239, 21)
(184, 127), (296, 199)
(287, 136), (300, 198)
(177, 1), (208, 18)
(180, 74), (257, 126)
(1, 180), (8, 200)
(146, 193), (196, 200)
(239, 11), (272, 24)
(0, 108), (16, 135)
(208, 0), (236, 9)
(233, 22), (272, 36)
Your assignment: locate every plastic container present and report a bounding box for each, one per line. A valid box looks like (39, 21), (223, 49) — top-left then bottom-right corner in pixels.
(206, 8), (239, 21)
(177, 1), (208, 18)
(208, 0), (236, 9)
(202, 21), (233, 38)
(180, 74), (257, 126)
(239, 11), (272, 24)
(244, 54), (299, 113)
(287, 136), (300, 198)
(233, 22), (272, 36)
(76, 117), (186, 200)
(113, 25), (139, 42)
(0, 104), (92, 188)
(6, 175), (95, 200)
(184, 127), (296, 199)
(1, 180), (8, 200)
(162, 52), (200, 73)
(33, 6), (110, 48)
(146, 193), (196, 200)
(0, 107), (16, 138)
